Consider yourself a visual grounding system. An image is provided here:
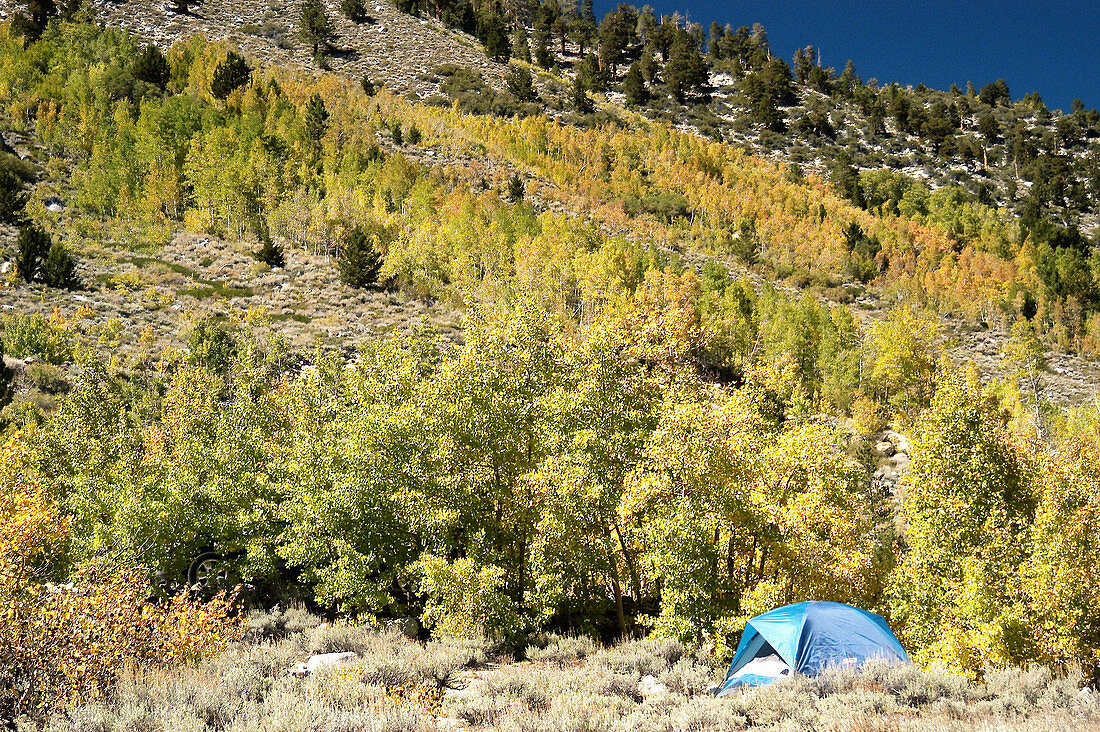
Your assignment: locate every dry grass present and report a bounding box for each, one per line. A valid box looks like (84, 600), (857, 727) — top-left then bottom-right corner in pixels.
(20, 611), (1100, 731)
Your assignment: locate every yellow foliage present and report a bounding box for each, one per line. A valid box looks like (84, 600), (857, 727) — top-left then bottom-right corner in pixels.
(0, 434), (243, 720)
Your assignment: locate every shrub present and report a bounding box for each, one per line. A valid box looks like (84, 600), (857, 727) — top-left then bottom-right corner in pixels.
(41, 240), (80, 289)
(14, 223), (50, 283)
(1, 308), (83, 364)
(413, 554), (521, 641)
(25, 362), (67, 394)
(243, 605), (323, 641)
(0, 461), (242, 720)
(406, 124), (422, 145)
(361, 75), (376, 95)
(340, 0), (367, 22)
(526, 634), (598, 666)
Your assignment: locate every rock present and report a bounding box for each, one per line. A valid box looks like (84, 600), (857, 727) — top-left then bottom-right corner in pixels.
(874, 440), (896, 457)
(0, 261), (9, 273)
(291, 651), (357, 676)
(383, 616), (420, 639)
(638, 674), (668, 699)
(44, 196), (65, 212)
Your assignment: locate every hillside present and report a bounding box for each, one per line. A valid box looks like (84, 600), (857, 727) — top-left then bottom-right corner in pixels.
(5, 2), (1100, 728)
(2, 0), (1099, 407)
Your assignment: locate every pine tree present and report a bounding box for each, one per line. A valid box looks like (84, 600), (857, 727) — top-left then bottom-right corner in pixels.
(507, 173), (524, 203)
(41, 240), (79, 289)
(133, 44), (170, 89)
(15, 223), (51, 284)
(254, 223), (285, 268)
(478, 13), (510, 62)
(0, 337), (13, 410)
(576, 52), (606, 93)
(211, 51), (251, 99)
(12, 0), (56, 40)
(299, 0), (333, 56)
(303, 93), (329, 146)
(361, 75), (376, 95)
(665, 30), (708, 103)
(622, 61), (648, 106)
(571, 75), (593, 114)
(338, 226), (383, 288)
(512, 27), (531, 63)
(0, 168), (27, 225)
(506, 64), (536, 102)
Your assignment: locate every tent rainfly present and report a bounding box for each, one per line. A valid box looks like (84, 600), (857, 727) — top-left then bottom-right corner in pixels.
(717, 601), (910, 695)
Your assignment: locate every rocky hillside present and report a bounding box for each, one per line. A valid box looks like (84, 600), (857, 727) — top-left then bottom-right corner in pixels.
(0, 0), (509, 97)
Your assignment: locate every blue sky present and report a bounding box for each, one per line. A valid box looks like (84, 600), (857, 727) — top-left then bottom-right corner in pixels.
(594, 0), (1100, 112)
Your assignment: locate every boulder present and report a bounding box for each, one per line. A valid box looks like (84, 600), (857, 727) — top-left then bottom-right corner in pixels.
(874, 440), (896, 457)
(384, 616), (420, 639)
(638, 674), (668, 699)
(290, 651), (357, 677)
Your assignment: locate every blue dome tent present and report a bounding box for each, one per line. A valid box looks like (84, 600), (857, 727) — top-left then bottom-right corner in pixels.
(717, 601), (910, 695)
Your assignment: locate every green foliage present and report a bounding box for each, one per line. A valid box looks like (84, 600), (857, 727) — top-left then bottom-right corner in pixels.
(576, 53), (606, 93)
(622, 61), (648, 106)
(864, 308), (939, 422)
(340, 0), (367, 22)
(11, 0), (56, 40)
(40, 241), (80, 290)
(361, 75), (376, 95)
(0, 166), (28, 225)
(414, 555), (521, 640)
(15, 224), (51, 284)
(303, 93), (329, 144)
(505, 64), (536, 103)
(1, 310), (79, 364)
(0, 338), (13, 410)
(185, 315), (238, 374)
(665, 30), (708, 104)
(571, 75), (594, 114)
(477, 12), (510, 62)
(889, 367), (1036, 673)
(338, 226), (383, 287)
(507, 172), (524, 203)
(210, 51), (251, 99)
(254, 231), (285, 268)
(741, 58), (794, 131)
(132, 44), (169, 89)
(299, 0), (333, 55)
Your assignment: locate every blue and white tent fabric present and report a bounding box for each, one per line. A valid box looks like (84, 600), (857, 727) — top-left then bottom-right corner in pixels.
(717, 601), (909, 696)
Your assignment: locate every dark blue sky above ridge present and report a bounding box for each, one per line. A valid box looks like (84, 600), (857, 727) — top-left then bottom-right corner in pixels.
(593, 0), (1100, 112)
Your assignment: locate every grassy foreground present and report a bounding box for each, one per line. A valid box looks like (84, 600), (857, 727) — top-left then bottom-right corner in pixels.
(24, 608), (1100, 732)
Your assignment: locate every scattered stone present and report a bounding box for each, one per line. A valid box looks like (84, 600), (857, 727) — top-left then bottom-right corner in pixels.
(638, 674), (668, 699)
(290, 651), (357, 676)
